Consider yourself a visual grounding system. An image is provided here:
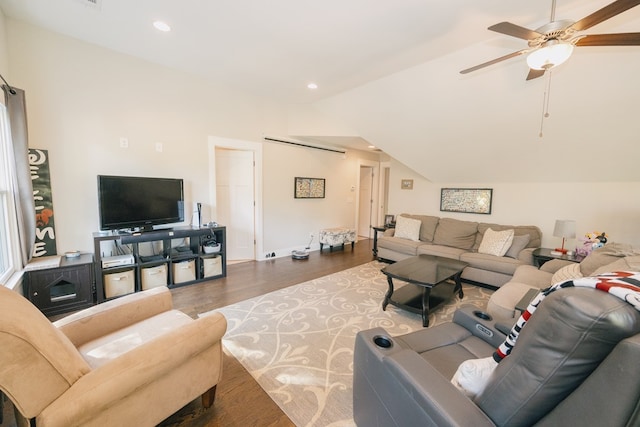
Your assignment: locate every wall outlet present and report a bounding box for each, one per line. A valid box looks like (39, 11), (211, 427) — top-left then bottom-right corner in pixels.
(119, 137), (129, 148)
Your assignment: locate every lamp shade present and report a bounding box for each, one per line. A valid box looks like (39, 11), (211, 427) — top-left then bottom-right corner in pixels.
(553, 220), (576, 239)
(527, 43), (574, 70)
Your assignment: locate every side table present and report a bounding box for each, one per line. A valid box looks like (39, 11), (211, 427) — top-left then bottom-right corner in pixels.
(532, 248), (583, 268)
(372, 224), (394, 257)
(25, 254), (95, 317)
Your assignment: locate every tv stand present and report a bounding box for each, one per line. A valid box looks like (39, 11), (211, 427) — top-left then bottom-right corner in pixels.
(93, 225), (226, 303)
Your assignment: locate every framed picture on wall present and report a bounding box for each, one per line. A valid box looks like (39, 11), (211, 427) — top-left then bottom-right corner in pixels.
(401, 179), (413, 190)
(294, 177), (325, 199)
(440, 188), (493, 214)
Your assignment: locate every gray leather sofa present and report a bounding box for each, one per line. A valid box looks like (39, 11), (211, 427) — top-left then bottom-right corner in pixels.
(354, 288), (640, 426)
(377, 215), (542, 288)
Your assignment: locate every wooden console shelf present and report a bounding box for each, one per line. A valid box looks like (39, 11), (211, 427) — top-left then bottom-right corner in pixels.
(93, 226), (226, 303)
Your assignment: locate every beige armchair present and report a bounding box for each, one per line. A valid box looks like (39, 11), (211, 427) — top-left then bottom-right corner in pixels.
(0, 285), (227, 427)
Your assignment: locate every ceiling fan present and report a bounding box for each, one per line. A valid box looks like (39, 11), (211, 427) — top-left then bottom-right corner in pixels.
(460, 0), (640, 80)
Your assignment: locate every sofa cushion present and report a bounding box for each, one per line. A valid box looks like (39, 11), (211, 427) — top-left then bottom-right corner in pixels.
(580, 243), (640, 276)
(592, 255), (640, 276)
(478, 228), (514, 257)
(551, 263), (583, 285)
(401, 214), (439, 242)
(417, 244), (467, 260)
(460, 252), (522, 276)
(378, 236), (423, 256)
(394, 215), (421, 241)
(432, 218), (478, 250)
(504, 234), (530, 259)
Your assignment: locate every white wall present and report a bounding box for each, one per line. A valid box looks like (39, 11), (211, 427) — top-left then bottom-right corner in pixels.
(388, 159), (640, 249)
(3, 20), (289, 253)
(261, 141), (379, 256)
(5, 20), (382, 258)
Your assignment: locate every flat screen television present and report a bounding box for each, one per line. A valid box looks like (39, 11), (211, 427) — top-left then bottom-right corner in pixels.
(97, 175), (185, 231)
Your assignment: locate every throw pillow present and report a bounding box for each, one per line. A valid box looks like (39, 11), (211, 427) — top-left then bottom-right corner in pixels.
(393, 215), (421, 241)
(504, 234), (530, 259)
(551, 263), (583, 285)
(478, 228), (514, 257)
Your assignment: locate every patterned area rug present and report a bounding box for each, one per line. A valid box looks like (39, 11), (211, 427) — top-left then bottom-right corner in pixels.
(201, 261), (494, 426)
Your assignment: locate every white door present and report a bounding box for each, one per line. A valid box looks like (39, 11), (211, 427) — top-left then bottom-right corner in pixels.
(358, 166), (374, 238)
(215, 148), (255, 261)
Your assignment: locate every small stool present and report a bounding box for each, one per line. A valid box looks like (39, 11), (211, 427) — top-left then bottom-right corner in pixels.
(319, 227), (356, 251)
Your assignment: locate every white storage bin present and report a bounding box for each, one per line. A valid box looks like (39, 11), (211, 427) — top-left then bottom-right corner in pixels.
(203, 256), (222, 278)
(172, 259), (195, 284)
(141, 264), (167, 290)
(104, 269), (135, 299)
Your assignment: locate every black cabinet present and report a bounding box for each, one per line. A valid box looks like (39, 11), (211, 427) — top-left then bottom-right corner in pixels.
(93, 226), (226, 303)
(25, 254), (95, 316)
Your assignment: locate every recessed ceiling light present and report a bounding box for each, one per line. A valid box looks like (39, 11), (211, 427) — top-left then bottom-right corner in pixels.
(153, 21), (171, 32)
(307, 83), (318, 90)
(368, 145), (376, 149)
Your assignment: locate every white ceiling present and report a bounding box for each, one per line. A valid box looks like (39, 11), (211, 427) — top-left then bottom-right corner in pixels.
(1, 0), (640, 181)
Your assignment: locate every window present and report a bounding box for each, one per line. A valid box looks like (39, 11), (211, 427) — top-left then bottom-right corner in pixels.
(0, 103), (21, 285)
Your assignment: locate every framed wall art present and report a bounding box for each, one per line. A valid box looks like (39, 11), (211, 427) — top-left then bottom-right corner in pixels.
(401, 179), (413, 190)
(294, 177), (325, 199)
(440, 188), (493, 214)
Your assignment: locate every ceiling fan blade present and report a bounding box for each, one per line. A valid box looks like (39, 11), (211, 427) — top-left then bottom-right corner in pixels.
(460, 50), (528, 74)
(575, 32), (640, 46)
(570, 0), (640, 32)
(526, 68), (546, 81)
(488, 22), (544, 40)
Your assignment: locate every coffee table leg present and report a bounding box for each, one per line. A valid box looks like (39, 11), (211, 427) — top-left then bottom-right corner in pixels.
(454, 272), (464, 299)
(382, 276), (394, 311)
(421, 287), (431, 327)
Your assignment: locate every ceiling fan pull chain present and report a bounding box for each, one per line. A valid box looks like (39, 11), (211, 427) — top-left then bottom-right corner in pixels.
(539, 71), (553, 138)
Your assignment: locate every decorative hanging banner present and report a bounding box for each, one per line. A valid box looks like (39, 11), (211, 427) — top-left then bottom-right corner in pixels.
(29, 148), (57, 257)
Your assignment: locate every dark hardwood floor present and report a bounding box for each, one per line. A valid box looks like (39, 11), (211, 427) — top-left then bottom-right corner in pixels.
(2, 238), (375, 427)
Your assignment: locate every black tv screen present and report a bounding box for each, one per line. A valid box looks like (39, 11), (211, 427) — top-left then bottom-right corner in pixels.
(97, 175), (185, 231)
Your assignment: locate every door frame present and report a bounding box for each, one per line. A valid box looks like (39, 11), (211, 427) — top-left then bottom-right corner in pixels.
(355, 159), (380, 239)
(208, 136), (263, 261)
(378, 161), (391, 223)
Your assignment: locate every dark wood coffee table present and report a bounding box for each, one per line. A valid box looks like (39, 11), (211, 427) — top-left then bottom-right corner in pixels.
(381, 254), (468, 327)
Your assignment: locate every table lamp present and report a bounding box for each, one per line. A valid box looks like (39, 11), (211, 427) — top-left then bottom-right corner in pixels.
(553, 219), (576, 254)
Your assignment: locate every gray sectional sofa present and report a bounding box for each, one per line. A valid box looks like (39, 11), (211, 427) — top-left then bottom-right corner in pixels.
(487, 243), (640, 320)
(377, 214), (542, 288)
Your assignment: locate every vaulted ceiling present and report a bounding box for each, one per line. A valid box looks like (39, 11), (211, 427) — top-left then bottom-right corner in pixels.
(1, 0), (639, 182)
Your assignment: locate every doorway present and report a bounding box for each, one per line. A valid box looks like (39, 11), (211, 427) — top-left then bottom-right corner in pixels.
(209, 136), (263, 262)
(358, 166), (374, 238)
(357, 160), (380, 239)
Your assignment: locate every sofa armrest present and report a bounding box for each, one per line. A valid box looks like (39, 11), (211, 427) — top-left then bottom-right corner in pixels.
(382, 349), (495, 426)
(517, 247), (535, 264)
(40, 312), (227, 425)
(453, 306), (507, 348)
(539, 259), (574, 274)
(54, 286), (174, 347)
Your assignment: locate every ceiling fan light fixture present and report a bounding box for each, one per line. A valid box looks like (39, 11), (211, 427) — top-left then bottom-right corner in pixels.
(526, 42), (574, 70)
